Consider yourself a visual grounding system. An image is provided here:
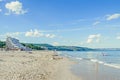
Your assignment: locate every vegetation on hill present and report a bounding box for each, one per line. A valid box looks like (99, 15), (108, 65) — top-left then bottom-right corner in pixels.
(21, 43), (45, 50)
(0, 41), (93, 51)
(0, 41), (5, 48)
(28, 44), (94, 51)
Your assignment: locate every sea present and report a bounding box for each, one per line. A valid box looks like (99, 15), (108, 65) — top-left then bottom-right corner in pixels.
(58, 51), (120, 80)
(58, 51), (120, 69)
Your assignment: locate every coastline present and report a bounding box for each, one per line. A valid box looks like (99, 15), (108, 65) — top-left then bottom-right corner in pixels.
(0, 51), (80, 80)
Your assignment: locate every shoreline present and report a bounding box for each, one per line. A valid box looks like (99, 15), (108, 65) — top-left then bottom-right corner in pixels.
(71, 60), (120, 80)
(59, 51), (120, 80)
(0, 51), (80, 80)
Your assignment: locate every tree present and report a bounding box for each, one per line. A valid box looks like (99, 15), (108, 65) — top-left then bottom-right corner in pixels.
(0, 41), (5, 48)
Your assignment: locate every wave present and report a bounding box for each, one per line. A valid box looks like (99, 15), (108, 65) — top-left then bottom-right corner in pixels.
(75, 57), (83, 60)
(90, 59), (104, 64)
(59, 52), (120, 69)
(104, 63), (120, 69)
(75, 57), (120, 69)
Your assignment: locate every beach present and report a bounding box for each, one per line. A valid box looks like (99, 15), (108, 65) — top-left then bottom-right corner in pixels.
(0, 51), (120, 80)
(0, 51), (80, 80)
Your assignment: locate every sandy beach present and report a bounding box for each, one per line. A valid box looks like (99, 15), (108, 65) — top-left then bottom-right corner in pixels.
(0, 51), (80, 80)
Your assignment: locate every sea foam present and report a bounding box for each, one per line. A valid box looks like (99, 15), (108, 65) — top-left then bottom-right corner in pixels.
(75, 57), (120, 69)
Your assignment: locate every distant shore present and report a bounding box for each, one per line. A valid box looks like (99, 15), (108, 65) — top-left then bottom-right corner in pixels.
(0, 51), (80, 80)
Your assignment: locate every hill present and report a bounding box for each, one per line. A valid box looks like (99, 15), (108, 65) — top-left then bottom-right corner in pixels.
(0, 41), (93, 51)
(23, 43), (94, 51)
(1, 41), (120, 51)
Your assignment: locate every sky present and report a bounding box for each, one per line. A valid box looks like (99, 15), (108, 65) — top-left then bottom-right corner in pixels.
(0, 0), (120, 48)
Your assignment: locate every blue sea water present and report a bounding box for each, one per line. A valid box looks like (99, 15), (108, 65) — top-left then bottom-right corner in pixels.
(58, 51), (120, 69)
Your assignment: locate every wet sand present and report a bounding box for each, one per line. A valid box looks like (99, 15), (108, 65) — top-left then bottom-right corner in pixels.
(71, 60), (120, 80)
(0, 51), (80, 80)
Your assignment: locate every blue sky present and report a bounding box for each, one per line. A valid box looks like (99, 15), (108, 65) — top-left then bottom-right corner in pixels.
(0, 0), (120, 48)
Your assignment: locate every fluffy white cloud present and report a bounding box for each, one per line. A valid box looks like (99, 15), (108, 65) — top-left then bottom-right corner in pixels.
(25, 29), (56, 38)
(25, 29), (43, 37)
(107, 13), (120, 21)
(93, 21), (100, 26)
(87, 39), (93, 43)
(0, 29), (56, 39)
(5, 1), (27, 15)
(88, 34), (100, 39)
(87, 34), (101, 43)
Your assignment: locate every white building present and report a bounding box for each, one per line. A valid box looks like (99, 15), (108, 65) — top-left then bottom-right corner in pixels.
(6, 37), (32, 51)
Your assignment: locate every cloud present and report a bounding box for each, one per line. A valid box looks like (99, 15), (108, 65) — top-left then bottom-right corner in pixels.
(4, 32), (22, 37)
(87, 39), (93, 44)
(0, 32), (23, 41)
(88, 34), (101, 39)
(87, 34), (101, 43)
(25, 29), (44, 37)
(106, 13), (120, 21)
(93, 21), (100, 26)
(25, 29), (56, 38)
(5, 1), (27, 15)
(0, 29), (56, 39)
(45, 34), (55, 38)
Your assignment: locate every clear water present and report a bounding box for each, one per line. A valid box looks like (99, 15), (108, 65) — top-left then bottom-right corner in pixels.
(58, 51), (120, 69)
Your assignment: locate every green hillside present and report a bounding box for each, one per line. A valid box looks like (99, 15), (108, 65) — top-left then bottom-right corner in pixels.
(0, 41), (5, 48)
(0, 41), (94, 51)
